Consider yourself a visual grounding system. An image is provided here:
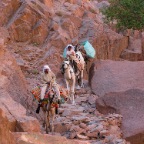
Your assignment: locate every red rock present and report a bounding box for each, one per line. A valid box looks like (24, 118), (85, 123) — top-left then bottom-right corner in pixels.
(14, 132), (90, 144)
(0, 40), (30, 105)
(70, 125), (84, 134)
(0, 0), (20, 27)
(54, 122), (71, 133)
(89, 60), (144, 96)
(100, 130), (109, 136)
(0, 108), (16, 144)
(86, 124), (97, 131)
(43, 0), (54, 7)
(79, 123), (87, 129)
(69, 130), (77, 139)
(89, 124), (103, 133)
(64, 0), (77, 4)
(121, 36), (142, 61)
(6, 1), (51, 44)
(96, 89), (144, 144)
(76, 134), (89, 140)
(62, 107), (85, 117)
(87, 95), (97, 105)
(16, 116), (40, 132)
(86, 131), (98, 138)
(0, 93), (40, 133)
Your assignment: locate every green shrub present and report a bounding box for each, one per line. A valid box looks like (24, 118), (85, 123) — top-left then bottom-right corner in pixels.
(102, 0), (144, 30)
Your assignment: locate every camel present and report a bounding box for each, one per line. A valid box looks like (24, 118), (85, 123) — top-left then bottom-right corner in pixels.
(61, 59), (76, 105)
(75, 50), (85, 88)
(31, 86), (68, 133)
(65, 44), (85, 89)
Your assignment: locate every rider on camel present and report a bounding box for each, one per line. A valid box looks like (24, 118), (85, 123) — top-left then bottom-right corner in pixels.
(66, 44), (83, 75)
(40, 65), (60, 102)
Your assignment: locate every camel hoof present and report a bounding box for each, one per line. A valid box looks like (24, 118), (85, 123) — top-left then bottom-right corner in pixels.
(46, 129), (49, 134)
(76, 85), (81, 90)
(42, 122), (45, 128)
(81, 84), (84, 88)
(72, 101), (76, 105)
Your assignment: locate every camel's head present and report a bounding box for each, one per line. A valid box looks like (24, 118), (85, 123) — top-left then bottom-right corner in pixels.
(48, 89), (58, 103)
(63, 60), (70, 69)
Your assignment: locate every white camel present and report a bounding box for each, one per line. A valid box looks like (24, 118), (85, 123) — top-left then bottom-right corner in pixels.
(61, 60), (76, 105)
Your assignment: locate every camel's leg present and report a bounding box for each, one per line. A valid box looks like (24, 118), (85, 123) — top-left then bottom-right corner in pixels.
(80, 70), (84, 88)
(72, 76), (76, 93)
(50, 108), (55, 134)
(65, 79), (71, 101)
(76, 75), (81, 89)
(42, 107), (46, 128)
(70, 77), (76, 105)
(71, 91), (75, 105)
(65, 79), (70, 91)
(45, 104), (50, 134)
(45, 111), (51, 134)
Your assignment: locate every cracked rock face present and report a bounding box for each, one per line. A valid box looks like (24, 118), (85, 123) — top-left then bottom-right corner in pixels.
(0, 1), (143, 144)
(0, 0), (129, 76)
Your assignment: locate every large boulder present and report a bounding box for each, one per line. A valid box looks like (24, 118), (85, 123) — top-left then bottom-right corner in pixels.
(0, 36), (30, 106)
(96, 89), (144, 144)
(89, 60), (144, 96)
(14, 132), (90, 144)
(0, 91), (40, 144)
(0, 90), (40, 132)
(0, 107), (16, 144)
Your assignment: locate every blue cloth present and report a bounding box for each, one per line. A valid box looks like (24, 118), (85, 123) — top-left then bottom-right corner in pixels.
(63, 47), (67, 58)
(81, 41), (96, 58)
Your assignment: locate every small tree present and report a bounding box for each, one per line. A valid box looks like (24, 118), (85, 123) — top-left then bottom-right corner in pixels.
(102, 0), (144, 31)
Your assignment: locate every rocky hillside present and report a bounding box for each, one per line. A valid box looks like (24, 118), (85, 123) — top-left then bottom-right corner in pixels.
(0, 0), (130, 75)
(0, 0), (144, 144)
(0, 38), (129, 143)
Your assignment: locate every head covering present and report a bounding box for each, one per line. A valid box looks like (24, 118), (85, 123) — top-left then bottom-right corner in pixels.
(64, 60), (70, 65)
(43, 65), (51, 73)
(66, 44), (74, 50)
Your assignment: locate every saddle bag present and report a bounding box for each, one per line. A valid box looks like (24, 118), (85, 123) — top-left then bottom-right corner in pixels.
(31, 85), (41, 102)
(81, 41), (96, 58)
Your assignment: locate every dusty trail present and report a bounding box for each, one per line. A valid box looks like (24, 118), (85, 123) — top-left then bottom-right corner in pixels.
(37, 83), (128, 144)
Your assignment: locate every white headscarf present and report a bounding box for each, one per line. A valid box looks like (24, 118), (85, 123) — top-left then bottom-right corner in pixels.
(66, 44), (75, 50)
(43, 65), (51, 73)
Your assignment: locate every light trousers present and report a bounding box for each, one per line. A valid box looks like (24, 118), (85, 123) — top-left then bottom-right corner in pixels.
(40, 84), (60, 100)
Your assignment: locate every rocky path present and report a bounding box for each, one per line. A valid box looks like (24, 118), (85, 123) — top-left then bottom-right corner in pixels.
(39, 86), (129, 144)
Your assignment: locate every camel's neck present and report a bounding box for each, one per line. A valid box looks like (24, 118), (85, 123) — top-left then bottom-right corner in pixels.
(65, 66), (72, 75)
(64, 66), (73, 79)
